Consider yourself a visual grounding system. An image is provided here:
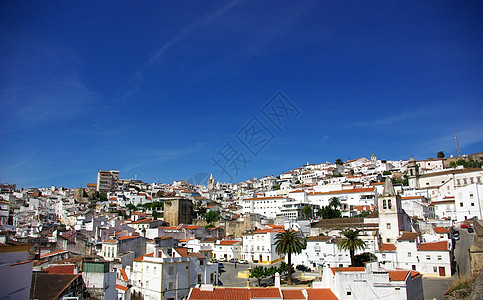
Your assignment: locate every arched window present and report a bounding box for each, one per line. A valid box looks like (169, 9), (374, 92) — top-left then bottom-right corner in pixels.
(388, 200), (392, 209)
(383, 200), (387, 209)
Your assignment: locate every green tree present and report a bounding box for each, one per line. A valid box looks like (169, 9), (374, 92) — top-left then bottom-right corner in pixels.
(205, 210), (220, 224)
(328, 197), (341, 209)
(354, 252), (377, 267)
(337, 229), (366, 267)
(335, 158), (343, 165)
(301, 205), (313, 219)
(249, 266), (267, 286)
(316, 206), (341, 219)
(99, 192), (107, 201)
(274, 229), (306, 285)
(437, 151), (445, 158)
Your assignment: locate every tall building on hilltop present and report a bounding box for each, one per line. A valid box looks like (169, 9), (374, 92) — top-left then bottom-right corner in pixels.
(96, 170), (119, 193)
(163, 198), (193, 226)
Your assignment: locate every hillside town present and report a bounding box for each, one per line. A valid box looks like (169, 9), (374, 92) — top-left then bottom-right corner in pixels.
(1, 152), (483, 300)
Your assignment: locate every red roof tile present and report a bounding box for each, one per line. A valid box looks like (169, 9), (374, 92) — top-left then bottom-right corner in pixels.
(119, 269), (128, 281)
(306, 288), (338, 300)
(418, 241), (448, 251)
(281, 289), (305, 299)
(388, 270), (409, 281)
(434, 227), (450, 234)
(44, 265), (75, 274)
(379, 244), (396, 251)
(397, 232), (419, 241)
(218, 240), (241, 246)
(116, 284), (129, 291)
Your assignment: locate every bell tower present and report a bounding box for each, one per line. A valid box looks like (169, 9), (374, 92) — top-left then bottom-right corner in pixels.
(378, 179), (405, 243)
(407, 157), (419, 189)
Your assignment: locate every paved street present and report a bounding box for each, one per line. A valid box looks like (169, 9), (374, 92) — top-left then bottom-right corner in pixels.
(454, 226), (475, 276)
(423, 224), (476, 300)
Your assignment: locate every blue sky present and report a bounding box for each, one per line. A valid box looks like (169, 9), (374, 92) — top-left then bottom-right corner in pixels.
(1, 1), (482, 188)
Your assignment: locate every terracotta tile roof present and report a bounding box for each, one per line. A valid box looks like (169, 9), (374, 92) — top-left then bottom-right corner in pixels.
(244, 196), (288, 201)
(119, 235), (139, 241)
(379, 244), (396, 251)
(119, 269), (128, 281)
(44, 265), (75, 274)
(418, 241), (448, 251)
(202, 237), (218, 243)
(30, 273), (81, 300)
(307, 236), (331, 242)
(250, 288), (281, 298)
(189, 252), (206, 260)
(253, 228), (285, 234)
(397, 232), (419, 241)
(330, 267), (365, 275)
(175, 247), (189, 258)
(218, 240), (241, 246)
(116, 284), (129, 291)
(306, 288), (339, 300)
(401, 196), (424, 200)
(185, 225), (201, 230)
(411, 271), (421, 278)
(388, 270), (409, 281)
(434, 227), (450, 234)
(281, 289), (305, 299)
(130, 218), (153, 224)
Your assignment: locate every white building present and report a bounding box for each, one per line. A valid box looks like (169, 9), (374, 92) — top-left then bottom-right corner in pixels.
(0, 242), (33, 300)
(212, 240), (242, 260)
(241, 226), (285, 264)
(455, 183), (483, 222)
(318, 262), (424, 300)
(290, 235), (351, 269)
(131, 247), (218, 300)
(242, 196), (292, 219)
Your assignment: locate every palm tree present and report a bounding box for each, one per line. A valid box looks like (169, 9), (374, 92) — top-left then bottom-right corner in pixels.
(328, 197), (341, 209)
(337, 229), (366, 267)
(274, 229), (306, 285)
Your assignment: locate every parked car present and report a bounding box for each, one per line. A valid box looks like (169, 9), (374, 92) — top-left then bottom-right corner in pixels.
(453, 231), (460, 240)
(296, 264), (311, 272)
(218, 257), (227, 262)
(468, 227), (475, 233)
(461, 223), (471, 228)
(239, 259), (249, 264)
(229, 258), (238, 263)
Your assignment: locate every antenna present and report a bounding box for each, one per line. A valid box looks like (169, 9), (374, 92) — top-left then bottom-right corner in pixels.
(455, 129), (461, 157)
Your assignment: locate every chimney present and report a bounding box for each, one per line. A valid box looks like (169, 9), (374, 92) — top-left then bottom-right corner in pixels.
(154, 245), (160, 258)
(274, 272), (280, 288)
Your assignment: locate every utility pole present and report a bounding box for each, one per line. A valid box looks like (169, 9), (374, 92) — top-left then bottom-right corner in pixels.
(455, 129), (461, 157)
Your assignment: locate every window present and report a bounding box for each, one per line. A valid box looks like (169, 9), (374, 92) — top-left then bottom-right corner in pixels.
(386, 223), (391, 229)
(470, 193), (474, 199)
(168, 266), (175, 275)
(457, 179), (461, 185)
(386, 238), (390, 243)
(153, 267), (157, 274)
(438, 255), (442, 261)
(383, 200), (387, 209)
(388, 200), (392, 209)
(382, 254), (386, 259)
(412, 265), (416, 270)
(426, 255), (431, 261)
(433, 267), (438, 273)
(197, 274), (202, 284)
(471, 203), (475, 207)
(347, 291), (352, 296)
(460, 203), (464, 207)
(210, 273), (214, 283)
(146, 266), (150, 273)
(200, 259), (204, 266)
(407, 252), (412, 257)
(168, 281), (175, 290)
(145, 281), (149, 288)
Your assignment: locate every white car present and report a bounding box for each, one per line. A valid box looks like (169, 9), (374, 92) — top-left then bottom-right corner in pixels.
(239, 259), (249, 264)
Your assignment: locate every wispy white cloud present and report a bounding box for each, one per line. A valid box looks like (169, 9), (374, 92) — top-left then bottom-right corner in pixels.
(120, 143), (205, 173)
(352, 110), (426, 127)
(124, 0), (241, 99)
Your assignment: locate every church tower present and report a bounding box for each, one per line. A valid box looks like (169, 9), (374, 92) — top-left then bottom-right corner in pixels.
(207, 174), (215, 201)
(371, 153), (377, 164)
(407, 157), (419, 189)
(378, 179), (407, 243)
